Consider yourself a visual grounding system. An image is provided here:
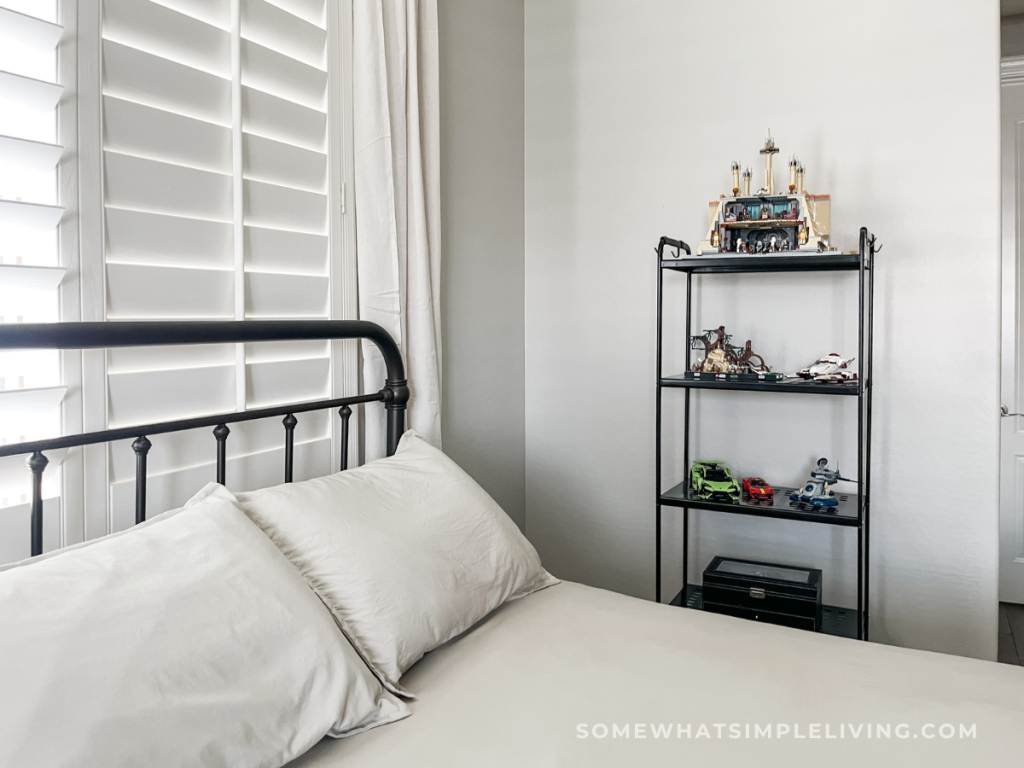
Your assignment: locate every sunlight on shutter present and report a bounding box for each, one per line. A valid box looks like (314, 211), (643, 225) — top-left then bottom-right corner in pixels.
(100, 0), (334, 530)
(0, 0), (66, 559)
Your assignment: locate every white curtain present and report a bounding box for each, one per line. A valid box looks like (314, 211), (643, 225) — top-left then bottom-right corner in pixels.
(353, 0), (442, 460)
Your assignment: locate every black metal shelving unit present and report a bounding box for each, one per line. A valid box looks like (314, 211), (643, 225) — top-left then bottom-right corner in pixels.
(655, 228), (876, 641)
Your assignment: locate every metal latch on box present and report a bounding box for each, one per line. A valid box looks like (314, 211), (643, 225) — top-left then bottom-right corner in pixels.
(749, 587), (766, 599)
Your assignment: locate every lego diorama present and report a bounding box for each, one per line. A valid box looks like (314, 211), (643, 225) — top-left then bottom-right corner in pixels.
(687, 325), (783, 382)
(696, 134), (837, 256)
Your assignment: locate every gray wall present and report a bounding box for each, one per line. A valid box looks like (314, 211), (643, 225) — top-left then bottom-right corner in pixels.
(525, 0), (1000, 660)
(438, 0), (527, 529)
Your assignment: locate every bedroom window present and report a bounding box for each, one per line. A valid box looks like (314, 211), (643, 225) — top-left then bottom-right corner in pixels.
(0, 0), (66, 560)
(89, 0), (355, 536)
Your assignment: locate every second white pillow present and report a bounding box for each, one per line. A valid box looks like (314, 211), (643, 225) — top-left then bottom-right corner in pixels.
(236, 430), (558, 694)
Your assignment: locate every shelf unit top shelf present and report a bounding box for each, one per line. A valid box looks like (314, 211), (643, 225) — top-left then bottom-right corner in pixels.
(660, 480), (862, 527)
(660, 374), (861, 396)
(660, 252), (861, 274)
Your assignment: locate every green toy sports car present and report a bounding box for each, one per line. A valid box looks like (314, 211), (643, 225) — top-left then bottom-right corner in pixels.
(689, 460), (741, 503)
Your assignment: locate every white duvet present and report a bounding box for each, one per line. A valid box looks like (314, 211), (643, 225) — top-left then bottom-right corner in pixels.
(289, 581), (1024, 767)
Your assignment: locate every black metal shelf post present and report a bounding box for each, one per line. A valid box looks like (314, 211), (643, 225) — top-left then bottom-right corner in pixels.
(655, 229), (876, 641)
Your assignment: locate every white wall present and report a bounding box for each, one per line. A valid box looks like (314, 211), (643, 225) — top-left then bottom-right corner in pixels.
(525, 0), (1001, 659)
(438, 0), (527, 529)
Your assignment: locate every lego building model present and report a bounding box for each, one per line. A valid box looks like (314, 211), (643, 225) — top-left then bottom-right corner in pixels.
(697, 134), (833, 256)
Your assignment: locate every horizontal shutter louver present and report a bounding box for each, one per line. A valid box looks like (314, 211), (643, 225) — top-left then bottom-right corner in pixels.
(0, 199), (63, 229)
(102, 96), (232, 173)
(0, 6), (61, 50)
(241, 85), (325, 150)
(102, 40), (230, 123)
(105, 208), (233, 269)
(0, 70), (62, 112)
(244, 225), (326, 274)
(103, 0), (231, 78)
(0, 134), (62, 172)
(0, 263), (64, 291)
(151, 0), (231, 29)
(243, 132), (326, 191)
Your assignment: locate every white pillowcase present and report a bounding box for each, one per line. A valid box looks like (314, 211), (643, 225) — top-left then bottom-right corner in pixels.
(236, 430), (558, 694)
(0, 480), (221, 574)
(0, 486), (408, 768)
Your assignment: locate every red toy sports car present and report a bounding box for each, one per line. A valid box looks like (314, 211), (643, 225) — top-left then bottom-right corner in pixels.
(742, 477), (774, 504)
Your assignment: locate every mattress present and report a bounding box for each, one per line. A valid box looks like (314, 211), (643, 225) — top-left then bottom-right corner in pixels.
(289, 582), (1024, 767)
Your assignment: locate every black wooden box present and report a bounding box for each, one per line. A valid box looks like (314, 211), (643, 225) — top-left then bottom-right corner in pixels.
(702, 556), (822, 632)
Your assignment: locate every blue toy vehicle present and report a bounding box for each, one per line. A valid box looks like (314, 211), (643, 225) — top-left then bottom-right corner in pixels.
(790, 458), (852, 508)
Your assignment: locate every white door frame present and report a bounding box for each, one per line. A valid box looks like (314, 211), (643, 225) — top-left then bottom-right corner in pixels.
(999, 56), (1024, 604)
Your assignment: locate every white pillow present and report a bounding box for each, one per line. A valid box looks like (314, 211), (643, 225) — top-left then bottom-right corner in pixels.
(0, 487), (409, 768)
(0, 480), (224, 574)
(236, 430), (558, 694)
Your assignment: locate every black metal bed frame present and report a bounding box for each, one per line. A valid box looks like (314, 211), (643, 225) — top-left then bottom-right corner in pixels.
(0, 320), (409, 558)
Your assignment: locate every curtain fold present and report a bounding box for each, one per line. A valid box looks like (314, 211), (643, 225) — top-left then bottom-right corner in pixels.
(353, 0), (442, 461)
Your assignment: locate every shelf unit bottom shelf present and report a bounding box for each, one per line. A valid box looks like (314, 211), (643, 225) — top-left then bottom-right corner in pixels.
(670, 585), (860, 640)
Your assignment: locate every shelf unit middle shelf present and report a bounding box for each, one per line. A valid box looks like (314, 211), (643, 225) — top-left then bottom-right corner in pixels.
(659, 480), (862, 527)
(660, 375), (862, 396)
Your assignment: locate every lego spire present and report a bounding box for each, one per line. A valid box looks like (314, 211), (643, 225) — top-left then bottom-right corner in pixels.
(759, 132), (779, 195)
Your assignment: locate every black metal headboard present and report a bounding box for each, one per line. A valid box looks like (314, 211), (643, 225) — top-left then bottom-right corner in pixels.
(0, 320), (409, 557)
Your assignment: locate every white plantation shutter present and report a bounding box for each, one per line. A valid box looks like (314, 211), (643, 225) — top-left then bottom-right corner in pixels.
(0, 0), (67, 563)
(99, 0), (352, 530)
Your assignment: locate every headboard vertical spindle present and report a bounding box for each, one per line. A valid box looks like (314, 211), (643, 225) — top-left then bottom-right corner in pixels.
(131, 436), (152, 524)
(283, 414), (298, 483)
(213, 424), (230, 485)
(27, 452), (49, 557)
(339, 405), (352, 471)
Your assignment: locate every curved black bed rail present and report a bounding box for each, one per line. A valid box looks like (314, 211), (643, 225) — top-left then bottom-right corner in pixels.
(0, 321), (409, 556)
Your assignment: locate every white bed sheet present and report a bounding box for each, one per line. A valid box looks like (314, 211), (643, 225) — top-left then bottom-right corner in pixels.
(289, 582), (1024, 767)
